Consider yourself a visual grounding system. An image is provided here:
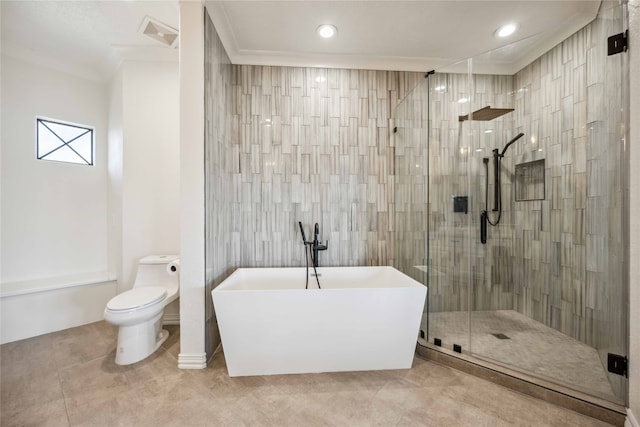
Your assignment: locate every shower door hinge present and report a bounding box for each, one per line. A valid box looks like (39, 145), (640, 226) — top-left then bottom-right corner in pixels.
(608, 30), (628, 56)
(607, 353), (628, 377)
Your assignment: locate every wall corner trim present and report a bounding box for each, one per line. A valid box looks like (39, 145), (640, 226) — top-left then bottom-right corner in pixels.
(627, 408), (639, 427)
(178, 352), (207, 369)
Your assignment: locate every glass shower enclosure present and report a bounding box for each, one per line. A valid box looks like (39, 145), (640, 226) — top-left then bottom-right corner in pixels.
(394, 0), (628, 405)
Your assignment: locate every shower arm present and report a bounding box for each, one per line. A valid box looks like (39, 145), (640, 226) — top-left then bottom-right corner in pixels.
(493, 132), (524, 211)
(499, 132), (525, 158)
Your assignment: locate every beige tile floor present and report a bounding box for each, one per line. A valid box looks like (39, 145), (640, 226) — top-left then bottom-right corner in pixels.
(0, 321), (615, 427)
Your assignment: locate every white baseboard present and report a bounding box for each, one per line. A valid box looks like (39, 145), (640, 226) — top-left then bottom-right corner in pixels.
(627, 408), (639, 427)
(163, 313), (180, 325)
(178, 352), (207, 369)
(0, 280), (117, 344)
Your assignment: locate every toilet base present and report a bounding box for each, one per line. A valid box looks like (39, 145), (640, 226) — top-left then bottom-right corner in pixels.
(114, 311), (168, 365)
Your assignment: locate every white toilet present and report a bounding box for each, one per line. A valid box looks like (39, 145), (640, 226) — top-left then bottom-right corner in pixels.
(104, 255), (180, 365)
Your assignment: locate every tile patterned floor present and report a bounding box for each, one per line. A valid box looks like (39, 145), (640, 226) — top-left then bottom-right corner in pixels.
(429, 310), (619, 402)
(0, 321), (615, 426)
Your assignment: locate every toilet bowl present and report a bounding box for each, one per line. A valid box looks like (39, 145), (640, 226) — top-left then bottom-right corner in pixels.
(104, 255), (179, 365)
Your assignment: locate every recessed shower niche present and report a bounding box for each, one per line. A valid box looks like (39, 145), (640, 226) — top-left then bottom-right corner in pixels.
(514, 159), (545, 201)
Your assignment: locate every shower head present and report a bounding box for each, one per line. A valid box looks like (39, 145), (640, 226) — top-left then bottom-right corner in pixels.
(499, 132), (525, 157)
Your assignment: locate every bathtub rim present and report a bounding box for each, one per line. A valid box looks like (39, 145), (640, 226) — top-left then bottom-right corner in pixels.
(211, 265), (427, 292)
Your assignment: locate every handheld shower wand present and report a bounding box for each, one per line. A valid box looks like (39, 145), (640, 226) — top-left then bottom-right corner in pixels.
(481, 132), (525, 244)
(298, 221), (322, 289)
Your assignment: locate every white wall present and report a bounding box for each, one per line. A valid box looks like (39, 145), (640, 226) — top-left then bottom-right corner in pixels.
(108, 67), (124, 284)
(627, 0), (639, 424)
(0, 54), (116, 344)
(1, 55), (109, 282)
(117, 61), (180, 292)
(0, 54), (180, 343)
(106, 60), (180, 321)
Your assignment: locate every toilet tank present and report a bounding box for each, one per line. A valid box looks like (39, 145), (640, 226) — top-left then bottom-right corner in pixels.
(134, 255), (179, 290)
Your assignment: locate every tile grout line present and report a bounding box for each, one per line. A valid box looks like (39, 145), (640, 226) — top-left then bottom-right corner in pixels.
(56, 369), (72, 427)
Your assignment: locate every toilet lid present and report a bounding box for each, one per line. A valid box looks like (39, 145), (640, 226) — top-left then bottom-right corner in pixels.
(107, 287), (167, 311)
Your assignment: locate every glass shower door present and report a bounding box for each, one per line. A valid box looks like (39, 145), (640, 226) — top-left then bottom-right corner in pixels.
(466, 1), (628, 404)
(395, 1), (628, 404)
(424, 64), (474, 352)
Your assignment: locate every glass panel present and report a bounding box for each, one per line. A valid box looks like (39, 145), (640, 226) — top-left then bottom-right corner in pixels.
(68, 133), (93, 164)
(393, 59), (478, 352)
(463, 1), (628, 404)
(42, 121), (88, 142)
(392, 1), (628, 405)
(426, 61), (474, 351)
(37, 121), (64, 158)
(393, 77), (430, 338)
(41, 145), (86, 164)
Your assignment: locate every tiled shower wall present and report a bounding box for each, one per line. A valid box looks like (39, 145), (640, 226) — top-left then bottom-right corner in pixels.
(511, 2), (626, 394)
(419, 72), (516, 315)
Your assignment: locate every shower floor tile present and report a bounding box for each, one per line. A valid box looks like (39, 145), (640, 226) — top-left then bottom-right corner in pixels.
(428, 310), (618, 401)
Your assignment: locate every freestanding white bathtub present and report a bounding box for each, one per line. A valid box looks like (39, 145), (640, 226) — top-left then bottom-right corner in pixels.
(211, 266), (427, 377)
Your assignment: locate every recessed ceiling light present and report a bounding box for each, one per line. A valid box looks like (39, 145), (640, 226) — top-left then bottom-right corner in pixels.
(484, 129), (493, 134)
(496, 23), (518, 38)
(317, 24), (337, 39)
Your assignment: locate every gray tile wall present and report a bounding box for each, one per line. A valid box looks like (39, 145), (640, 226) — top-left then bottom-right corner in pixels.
(229, 66), (423, 268)
(421, 72), (517, 316)
(204, 30), (422, 356)
(204, 10), (233, 358)
(512, 2), (626, 396)
(393, 78), (429, 286)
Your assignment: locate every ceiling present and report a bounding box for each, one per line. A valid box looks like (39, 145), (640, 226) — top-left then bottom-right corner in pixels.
(1, 1), (179, 82)
(1, 1), (601, 82)
(207, 0), (600, 75)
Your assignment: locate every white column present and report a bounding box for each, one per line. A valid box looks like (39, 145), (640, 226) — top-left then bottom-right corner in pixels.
(178, 0), (206, 369)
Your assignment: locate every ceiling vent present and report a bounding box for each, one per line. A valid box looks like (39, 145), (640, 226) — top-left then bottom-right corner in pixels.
(139, 16), (178, 48)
